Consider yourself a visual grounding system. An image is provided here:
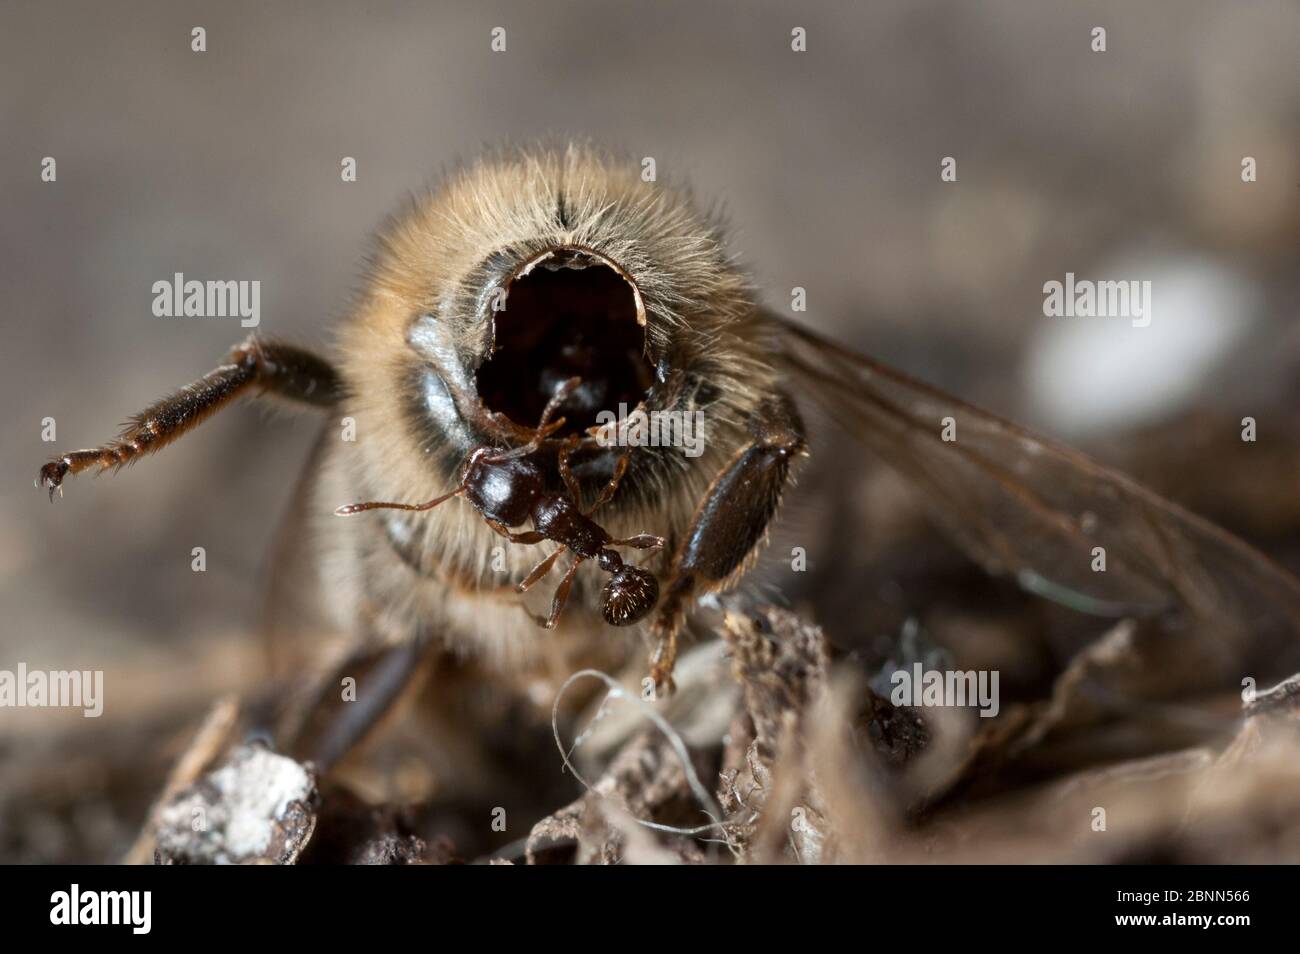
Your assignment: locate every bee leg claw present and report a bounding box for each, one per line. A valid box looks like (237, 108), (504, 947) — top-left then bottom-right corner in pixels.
(649, 663), (676, 699)
(37, 460), (69, 502)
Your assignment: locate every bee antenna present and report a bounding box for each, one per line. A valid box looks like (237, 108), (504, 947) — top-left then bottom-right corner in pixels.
(335, 486), (464, 517)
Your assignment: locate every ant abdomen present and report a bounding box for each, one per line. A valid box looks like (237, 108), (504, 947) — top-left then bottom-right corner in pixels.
(601, 564), (659, 626)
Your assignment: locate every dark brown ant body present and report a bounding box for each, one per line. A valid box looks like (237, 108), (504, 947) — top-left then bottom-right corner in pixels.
(337, 379), (664, 629)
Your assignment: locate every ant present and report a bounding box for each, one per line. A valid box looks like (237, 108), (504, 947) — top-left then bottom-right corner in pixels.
(336, 379), (664, 629)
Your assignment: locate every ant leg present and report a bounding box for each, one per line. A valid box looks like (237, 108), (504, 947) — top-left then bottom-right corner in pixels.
(492, 377), (584, 462)
(486, 519), (545, 545)
(518, 548), (563, 593)
(556, 436), (584, 505)
(491, 378), (584, 462)
(586, 452), (630, 515)
(538, 555), (585, 629)
(536, 377), (581, 432)
(611, 533), (665, 550)
(488, 416), (568, 462)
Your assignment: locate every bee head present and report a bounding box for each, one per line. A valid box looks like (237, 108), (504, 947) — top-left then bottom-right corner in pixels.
(359, 148), (769, 483)
(473, 246), (654, 439)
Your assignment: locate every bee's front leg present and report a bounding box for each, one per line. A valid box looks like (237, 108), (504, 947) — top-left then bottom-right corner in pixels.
(37, 337), (341, 499)
(648, 393), (806, 693)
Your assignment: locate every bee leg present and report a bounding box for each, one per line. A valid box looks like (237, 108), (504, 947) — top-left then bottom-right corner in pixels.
(37, 336), (341, 500)
(647, 394), (805, 694)
(282, 639), (432, 771)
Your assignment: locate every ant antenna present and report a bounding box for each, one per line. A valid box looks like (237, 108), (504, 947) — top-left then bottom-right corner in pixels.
(335, 485), (464, 516)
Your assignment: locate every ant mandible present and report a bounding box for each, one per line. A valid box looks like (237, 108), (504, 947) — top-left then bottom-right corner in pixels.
(335, 379), (664, 629)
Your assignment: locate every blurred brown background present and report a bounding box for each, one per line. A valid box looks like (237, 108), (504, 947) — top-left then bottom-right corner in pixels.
(1, 1), (1298, 861)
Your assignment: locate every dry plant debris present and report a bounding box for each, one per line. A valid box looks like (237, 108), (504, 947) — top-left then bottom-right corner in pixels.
(47, 601), (1300, 866)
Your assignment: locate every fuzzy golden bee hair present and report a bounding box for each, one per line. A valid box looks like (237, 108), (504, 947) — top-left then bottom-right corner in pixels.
(312, 144), (800, 678)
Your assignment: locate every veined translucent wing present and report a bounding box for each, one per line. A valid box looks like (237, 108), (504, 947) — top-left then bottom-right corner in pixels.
(767, 313), (1300, 662)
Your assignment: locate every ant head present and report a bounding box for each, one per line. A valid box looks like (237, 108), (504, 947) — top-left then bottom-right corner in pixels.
(601, 565), (659, 627)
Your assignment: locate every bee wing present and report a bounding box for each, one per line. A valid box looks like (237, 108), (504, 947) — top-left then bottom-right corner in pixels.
(767, 312), (1300, 652)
